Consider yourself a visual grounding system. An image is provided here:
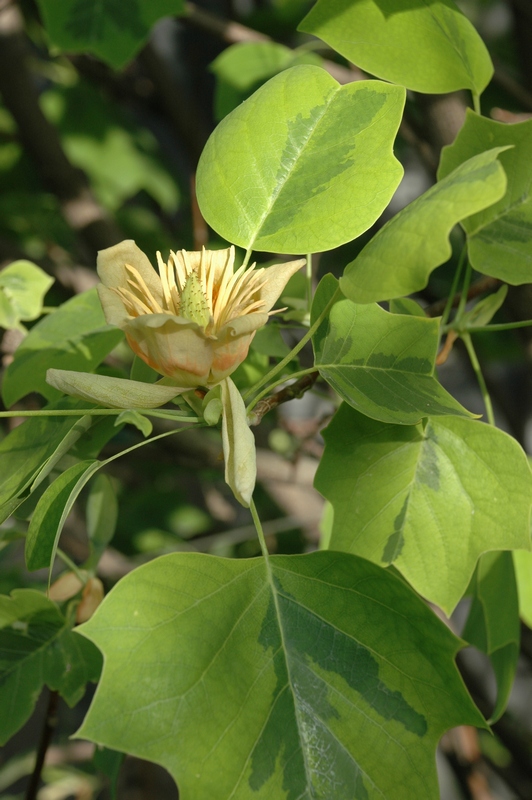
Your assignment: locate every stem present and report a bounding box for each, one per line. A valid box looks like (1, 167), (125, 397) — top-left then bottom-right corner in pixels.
(0, 408), (200, 422)
(25, 689), (59, 800)
(472, 92), (481, 114)
(55, 548), (86, 583)
(242, 248), (252, 269)
(306, 253), (312, 313)
(458, 320), (532, 334)
(247, 366), (318, 415)
(440, 245), (467, 330)
(243, 285), (341, 403)
(462, 333), (495, 425)
(250, 497), (269, 558)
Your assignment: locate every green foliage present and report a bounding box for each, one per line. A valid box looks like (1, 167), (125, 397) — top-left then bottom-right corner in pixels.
(0, 589), (101, 745)
(0, 261), (53, 331)
(197, 66), (405, 253)
(77, 551), (484, 799)
(438, 111), (532, 284)
(211, 42), (322, 121)
(299, 0), (493, 94)
(2, 289), (123, 408)
(462, 552), (520, 723)
(312, 276), (473, 425)
(36, 0), (185, 69)
(315, 404), (532, 613)
(340, 148), (508, 303)
(1, 1), (531, 795)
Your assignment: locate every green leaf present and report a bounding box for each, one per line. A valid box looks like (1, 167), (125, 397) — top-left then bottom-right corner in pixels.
(462, 552), (519, 722)
(76, 551), (484, 799)
(514, 549), (532, 629)
(0, 261), (53, 330)
(299, 0), (493, 95)
(340, 149), (508, 304)
(311, 276), (473, 425)
(315, 404), (532, 613)
(211, 42), (322, 121)
(0, 589), (102, 744)
(26, 460), (97, 571)
(460, 285), (508, 330)
(0, 406), (88, 523)
(115, 410), (153, 437)
(36, 0), (185, 69)
(438, 112), (532, 284)
(2, 289), (123, 408)
(86, 474), (118, 571)
(197, 66), (405, 254)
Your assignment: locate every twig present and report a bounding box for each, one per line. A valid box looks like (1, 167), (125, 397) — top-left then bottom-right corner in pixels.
(249, 371), (319, 426)
(25, 689), (59, 800)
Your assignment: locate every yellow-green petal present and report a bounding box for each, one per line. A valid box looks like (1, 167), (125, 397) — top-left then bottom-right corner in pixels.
(46, 369), (182, 408)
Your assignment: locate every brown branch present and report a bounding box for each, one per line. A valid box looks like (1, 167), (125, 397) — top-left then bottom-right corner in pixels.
(25, 689), (59, 800)
(0, 3), (123, 261)
(249, 371), (319, 426)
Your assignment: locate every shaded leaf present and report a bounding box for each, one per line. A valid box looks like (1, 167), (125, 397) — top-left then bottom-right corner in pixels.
(2, 289), (123, 407)
(514, 550), (532, 629)
(0, 589), (102, 744)
(462, 552), (519, 722)
(197, 66), (405, 254)
(36, 0), (185, 69)
(438, 112), (532, 284)
(0, 405), (88, 523)
(340, 149), (507, 303)
(77, 551), (484, 799)
(315, 404), (532, 613)
(26, 460), (97, 571)
(312, 276), (473, 425)
(299, 0), (493, 94)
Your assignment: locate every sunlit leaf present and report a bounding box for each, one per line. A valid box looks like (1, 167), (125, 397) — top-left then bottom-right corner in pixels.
(2, 289), (123, 408)
(439, 112), (532, 284)
(0, 260), (53, 330)
(197, 66), (405, 254)
(299, 0), (493, 94)
(77, 551), (484, 799)
(315, 404), (532, 613)
(340, 149), (507, 303)
(312, 276), (473, 425)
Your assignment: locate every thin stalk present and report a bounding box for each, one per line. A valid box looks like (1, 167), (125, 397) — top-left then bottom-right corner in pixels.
(456, 320), (532, 334)
(250, 497), (269, 558)
(247, 366), (318, 414)
(0, 408), (200, 422)
(440, 245), (468, 330)
(243, 285), (341, 403)
(472, 92), (481, 114)
(306, 253), (312, 312)
(242, 248), (252, 269)
(462, 332), (495, 425)
(55, 548), (86, 584)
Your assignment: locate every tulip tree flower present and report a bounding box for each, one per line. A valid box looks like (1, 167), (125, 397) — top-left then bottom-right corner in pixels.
(46, 240), (305, 507)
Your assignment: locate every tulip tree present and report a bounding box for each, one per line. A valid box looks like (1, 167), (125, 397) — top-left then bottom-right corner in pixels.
(1, 1), (532, 798)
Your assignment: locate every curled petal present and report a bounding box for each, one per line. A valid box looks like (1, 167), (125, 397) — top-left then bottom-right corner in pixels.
(259, 259), (306, 313)
(46, 369), (183, 408)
